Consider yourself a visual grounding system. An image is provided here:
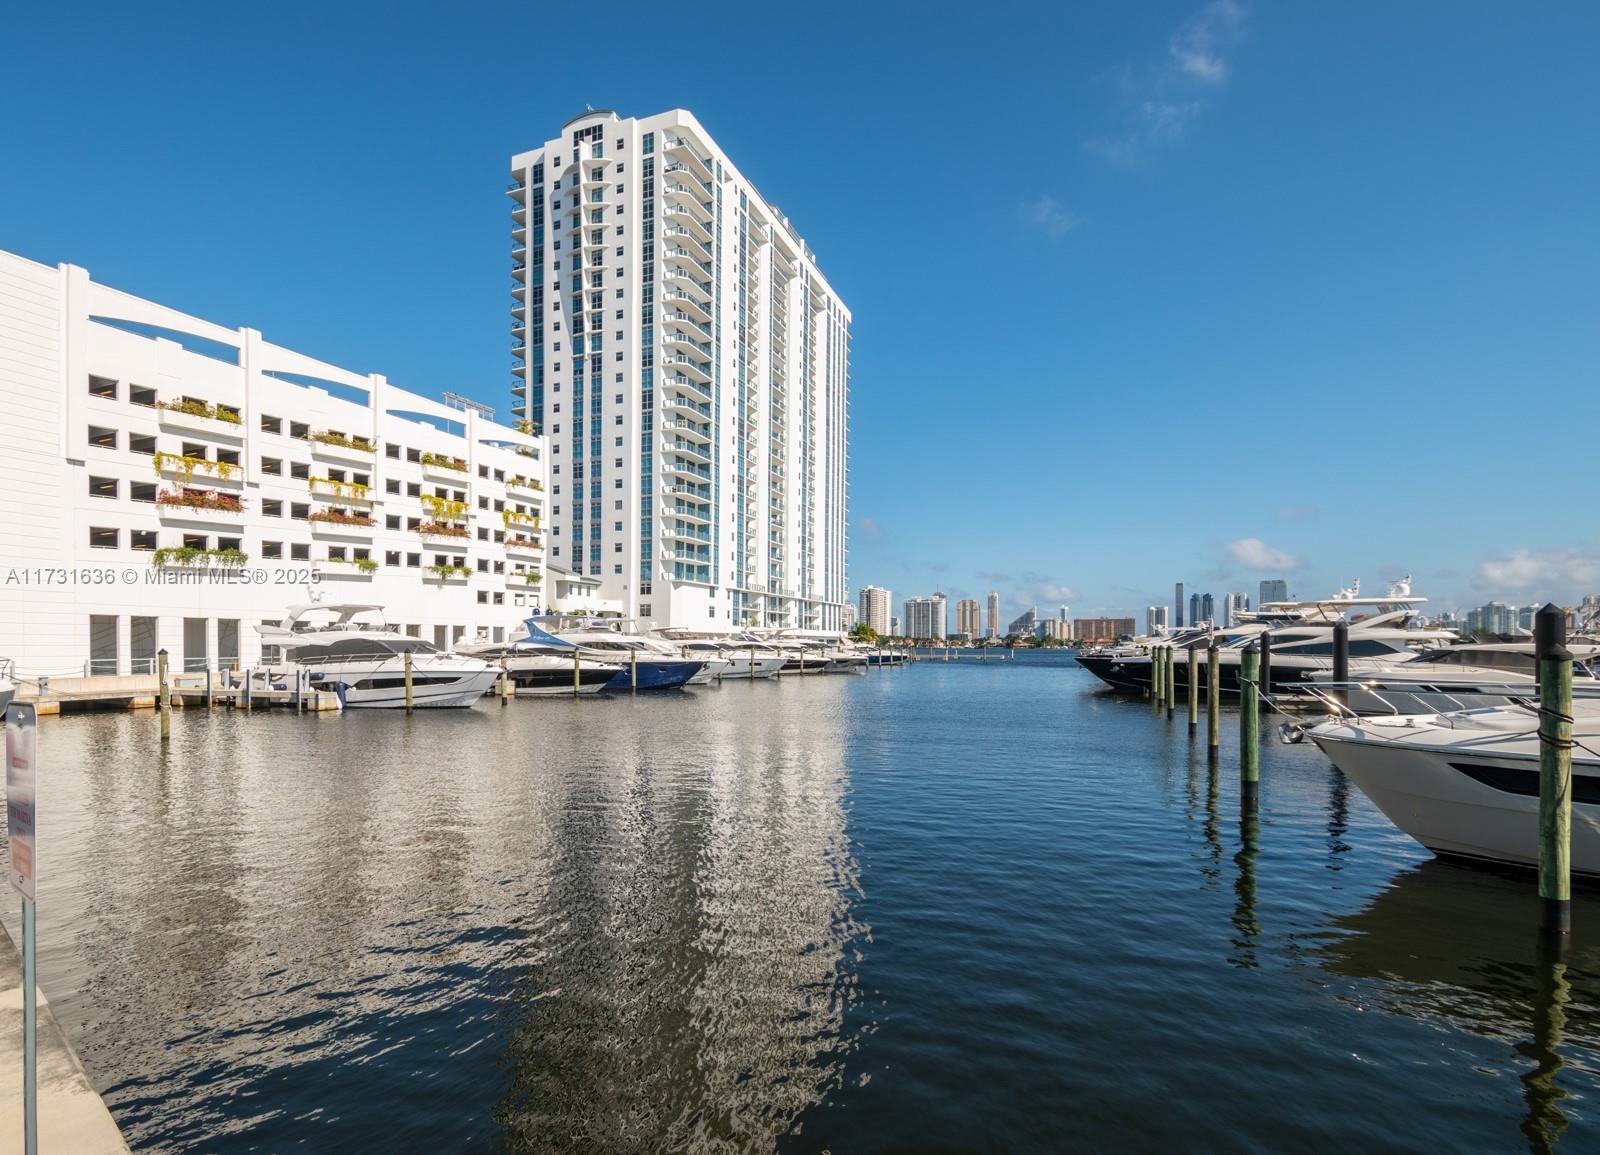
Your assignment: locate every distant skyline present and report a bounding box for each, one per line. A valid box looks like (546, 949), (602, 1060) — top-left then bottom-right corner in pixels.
(5, 1), (1597, 623)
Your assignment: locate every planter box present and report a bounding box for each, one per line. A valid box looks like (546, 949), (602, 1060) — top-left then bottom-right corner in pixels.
(421, 459), (471, 483)
(158, 407), (244, 440)
(311, 439), (378, 466)
(157, 503), (245, 527)
(310, 519), (376, 541)
(313, 560), (376, 580)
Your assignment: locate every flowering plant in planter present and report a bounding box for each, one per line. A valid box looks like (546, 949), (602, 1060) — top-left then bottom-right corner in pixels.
(311, 430), (375, 452)
(420, 495), (468, 521)
(152, 452), (237, 483)
(152, 546), (248, 568)
(308, 509), (376, 527)
(159, 397), (241, 424)
(417, 521), (469, 538)
(426, 563), (471, 580)
(156, 488), (244, 512)
(420, 451), (468, 472)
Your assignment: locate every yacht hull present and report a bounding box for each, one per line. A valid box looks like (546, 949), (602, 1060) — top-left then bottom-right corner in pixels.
(601, 661), (703, 691)
(312, 668), (501, 708)
(1310, 728), (1600, 875)
(509, 663), (616, 696)
(718, 656), (786, 680)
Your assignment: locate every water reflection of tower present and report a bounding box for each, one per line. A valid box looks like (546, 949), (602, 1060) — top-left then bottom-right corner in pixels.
(495, 688), (862, 1152)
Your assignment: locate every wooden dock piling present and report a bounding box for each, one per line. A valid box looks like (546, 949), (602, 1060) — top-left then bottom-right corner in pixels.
(1535, 603), (1573, 934)
(158, 649), (170, 742)
(404, 651), (414, 715)
(1187, 644), (1199, 733)
(1240, 645), (1260, 806)
(1259, 630), (1272, 715)
(1207, 642), (1220, 760)
(1166, 644), (1176, 720)
(1331, 621), (1348, 711)
(573, 648), (581, 696)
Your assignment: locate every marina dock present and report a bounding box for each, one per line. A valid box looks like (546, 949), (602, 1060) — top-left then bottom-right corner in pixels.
(0, 922), (130, 1154)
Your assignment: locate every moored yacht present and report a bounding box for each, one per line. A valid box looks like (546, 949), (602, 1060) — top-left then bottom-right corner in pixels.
(1077, 579), (1453, 697)
(1293, 640), (1600, 715)
(257, 604), (500, 708)
(1309, 700), (1600, 875)
(534, 616), (706, 690)
(458, 622), (622, 695)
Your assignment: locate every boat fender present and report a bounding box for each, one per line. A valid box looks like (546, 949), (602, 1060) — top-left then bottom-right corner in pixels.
(333, 682), (349, 709)
(1278, 722), (1306, 745)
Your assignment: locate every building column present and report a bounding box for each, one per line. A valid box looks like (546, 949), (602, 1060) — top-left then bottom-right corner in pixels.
(116, 613), (132, 676)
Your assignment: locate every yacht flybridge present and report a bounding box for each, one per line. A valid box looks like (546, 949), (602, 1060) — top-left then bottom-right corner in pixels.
(257, 604), (500, 709)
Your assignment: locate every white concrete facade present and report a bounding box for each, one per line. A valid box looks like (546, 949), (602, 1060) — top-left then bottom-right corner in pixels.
(0, 249), (548, 677)
(508, 108), (851, 634)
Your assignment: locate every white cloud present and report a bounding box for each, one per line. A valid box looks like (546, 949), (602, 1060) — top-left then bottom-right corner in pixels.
(1226, 537), (1300, 571)
(1473, 549), (1600, 594)
(1012, 578), (1081, 611)
(1085, 1), (1247, 163)
(1020, 194), (1080, 240)
(855, 516), (884, 544)
(1170, 0), (1246, 84)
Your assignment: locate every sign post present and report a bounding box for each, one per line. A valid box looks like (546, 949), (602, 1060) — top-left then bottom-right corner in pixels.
(7, 703), (38, 1155)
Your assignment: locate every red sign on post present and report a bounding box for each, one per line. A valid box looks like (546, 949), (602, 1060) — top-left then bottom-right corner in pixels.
(7, 703), (37, 902)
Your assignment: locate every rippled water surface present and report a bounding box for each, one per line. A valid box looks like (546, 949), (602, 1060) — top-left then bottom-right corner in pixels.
(9, 657), (1600, 1152)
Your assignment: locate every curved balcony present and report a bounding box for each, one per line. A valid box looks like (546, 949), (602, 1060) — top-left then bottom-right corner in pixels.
(662, 355), (712, 385)
(580, 168), (608, 189)
(665, 136), (713, 181)
(662, 226), (712, 263)
(662, 290), (711, 325)
(660, 416), (711, 443)
(659, 391), (712, 419)
(663, 310), (713, 342)
(663, 377), (713, 407)
(661, 328), (712, 358)
(663, 501), (711, 524)
(661, 455), (712, 481)
(663, 438), (710, 465)
(662, 523), (711, 544)
(663, 200), (713, 244)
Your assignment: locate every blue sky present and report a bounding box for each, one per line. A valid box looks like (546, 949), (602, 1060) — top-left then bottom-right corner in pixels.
(6, 2), (1597, 619)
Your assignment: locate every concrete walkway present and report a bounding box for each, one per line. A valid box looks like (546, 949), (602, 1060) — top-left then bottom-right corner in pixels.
(0, 922), (130, 1154)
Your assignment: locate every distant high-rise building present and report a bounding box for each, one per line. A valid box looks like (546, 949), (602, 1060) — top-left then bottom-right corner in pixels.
(843, 603), (857, 631)
(1222, 591), (1250, 627)
(956, 598), (982, 638)
(1175, 582), (1185, 628)
(1466, 601), (1516, 636)
(1146, 605), (1170, 634)
(1200, 593), (1214, 623)
(1074, 617), (1136, 643)
(904, 593), (948, 640)
(1008, 607), (1039, 637)
(890, 615), (900, 637)
(1039, 619), (1071, 641)
(1190, 593), (1201, 625)
(1259, 579), (1289, 606)
(858, 585), (892, 636)
(985, 590), (1000, 639)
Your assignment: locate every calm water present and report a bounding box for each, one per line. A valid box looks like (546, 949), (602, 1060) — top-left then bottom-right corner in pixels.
(7, 657), (1600, 1153)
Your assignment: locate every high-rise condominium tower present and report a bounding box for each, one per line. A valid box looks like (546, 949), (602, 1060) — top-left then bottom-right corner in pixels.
(1175, 582), (1185, 628)
(985, 590), (1000, 639)
(1259, 579), (1288, 606)
(508, 109), (851, 633)
(858, 585), (892, 636)
(955, 598), (981, 638)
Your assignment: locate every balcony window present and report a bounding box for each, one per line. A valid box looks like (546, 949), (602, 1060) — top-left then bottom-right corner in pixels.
(262, 499), (282, 517)
(290, 421), (310, 441)
(262, 541), (283, 559)
(89, 526), (118, 549)
(290, 543), (310, 561)
(261, 415), (282, 434)
(129, 385), (157, 407)
(88, 425), (117, 450)
(130, 482), (157, 503)
(131, 530), (157, 551)
(182, 533), (208, 550)
(89, 376), (117, 399)
(89, 476), (118, 499)
(261, 457), (282, 475)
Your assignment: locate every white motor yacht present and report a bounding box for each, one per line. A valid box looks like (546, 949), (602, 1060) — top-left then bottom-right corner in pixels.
(535, 617), (706, 690)
(1309, 699), (1600, 875)
(257, 604), (500, 708)
(656, 633), (786, 680)
(458, 624), (622, 695)
(1296, 641), (1600, 715)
